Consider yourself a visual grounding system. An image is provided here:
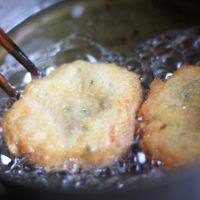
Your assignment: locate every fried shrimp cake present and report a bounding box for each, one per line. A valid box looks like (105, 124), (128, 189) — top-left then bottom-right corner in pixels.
(2, 60), (142, 171)
(139, 66), (200, 168)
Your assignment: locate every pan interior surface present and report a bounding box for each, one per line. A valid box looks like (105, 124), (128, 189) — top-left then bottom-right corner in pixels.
(0, 0), (200, 191)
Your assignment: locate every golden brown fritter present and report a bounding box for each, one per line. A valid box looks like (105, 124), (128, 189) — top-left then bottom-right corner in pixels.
(2, 60), (142, 171)
(139, 66), (200, 168)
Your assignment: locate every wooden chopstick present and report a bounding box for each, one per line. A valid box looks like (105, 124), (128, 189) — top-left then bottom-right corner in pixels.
(0, 73), (19, 98)
(0, 27), (40, 77)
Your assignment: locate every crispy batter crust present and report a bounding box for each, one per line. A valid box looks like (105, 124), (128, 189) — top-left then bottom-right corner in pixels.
(2, 60), (142, 171)
(139, 66), (200, 168)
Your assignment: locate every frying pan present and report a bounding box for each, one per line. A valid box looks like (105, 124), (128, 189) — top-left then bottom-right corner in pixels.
(0, 0), (200, 199)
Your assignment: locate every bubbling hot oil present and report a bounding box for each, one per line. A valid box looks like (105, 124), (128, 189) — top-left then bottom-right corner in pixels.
(0, 28), (199, 190)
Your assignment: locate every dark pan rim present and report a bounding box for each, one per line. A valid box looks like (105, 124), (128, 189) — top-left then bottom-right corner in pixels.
(0, 164), (200, 195)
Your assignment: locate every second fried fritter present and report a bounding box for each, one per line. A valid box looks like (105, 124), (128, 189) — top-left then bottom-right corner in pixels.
(139, 66), (200, 168)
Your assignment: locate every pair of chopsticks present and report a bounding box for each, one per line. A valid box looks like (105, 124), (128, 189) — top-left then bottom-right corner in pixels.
(0, 27), (40, 99)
